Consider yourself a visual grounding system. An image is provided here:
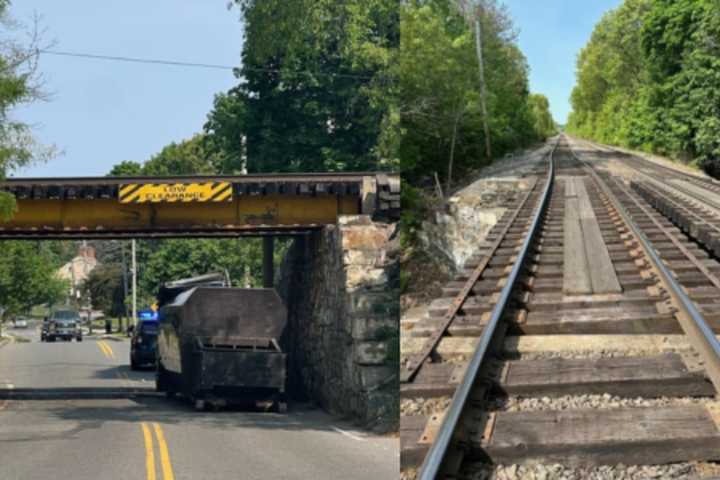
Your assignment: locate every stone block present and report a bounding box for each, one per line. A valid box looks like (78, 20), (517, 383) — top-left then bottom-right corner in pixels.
(354, 341), (390, 365)
(346, 266), (387, 291)
(341, 226), (390, 251)
(338, 214), (373, 227)
(347, 291), (398, 316)
(351, 315), (398, 341)
(358, 365), (395, 391)
(342, 248), (386, 266)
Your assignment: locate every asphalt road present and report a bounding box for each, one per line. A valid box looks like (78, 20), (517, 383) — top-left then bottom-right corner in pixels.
(0, 323), (398, 480)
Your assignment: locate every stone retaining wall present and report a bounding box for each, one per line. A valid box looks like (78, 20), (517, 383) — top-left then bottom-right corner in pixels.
(278, 215), (399, 432)
(419, 143), (551, 272)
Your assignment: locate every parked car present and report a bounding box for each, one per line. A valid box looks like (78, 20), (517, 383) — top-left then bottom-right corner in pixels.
(13, 317), (28, 329)
(130, 319), (159, 370)
(41, 310), (83, 342)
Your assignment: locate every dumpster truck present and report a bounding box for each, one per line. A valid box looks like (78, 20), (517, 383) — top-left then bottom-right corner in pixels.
(155, 274), (288, 411)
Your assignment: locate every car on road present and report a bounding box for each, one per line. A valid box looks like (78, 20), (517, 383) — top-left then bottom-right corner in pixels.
(13, 317), (28, 329)
(130, 318), (159, 370)
(41, 310), (83, 342)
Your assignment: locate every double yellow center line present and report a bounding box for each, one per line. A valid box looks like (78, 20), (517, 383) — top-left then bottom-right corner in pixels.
(97, 340), (115, 359)
(141, 422), (175, 480)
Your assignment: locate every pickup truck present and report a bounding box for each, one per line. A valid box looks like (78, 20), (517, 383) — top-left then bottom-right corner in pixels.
(41, 310), (83, 342)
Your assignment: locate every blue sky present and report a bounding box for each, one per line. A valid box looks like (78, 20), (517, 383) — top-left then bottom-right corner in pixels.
(11, 1), (243, 177)
(504, 0), (622, 124)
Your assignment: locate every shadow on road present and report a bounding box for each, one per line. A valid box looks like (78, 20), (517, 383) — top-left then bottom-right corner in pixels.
(0, 397), (348, 441)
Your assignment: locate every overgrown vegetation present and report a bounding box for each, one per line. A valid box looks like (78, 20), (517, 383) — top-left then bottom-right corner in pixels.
(400, 0), (555, 192)
(567, 0), (720, 175)
(399, 0), (555, 286)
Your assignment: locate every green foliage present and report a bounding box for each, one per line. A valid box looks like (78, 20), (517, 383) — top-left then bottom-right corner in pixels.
(568, 0), (720, 174)
(204, 0), (399, 173)
(108, 161), (143, 176)
(139, 238), (264, 296)
(0, 2), (56, 220)
(83, 264), (126, 317)
(528, 94), (557, 140)
(0, 241), (68, 317)
(399, 182), (427, 249)
(142, 135), (220, 176)
(400, 0), (548, 188)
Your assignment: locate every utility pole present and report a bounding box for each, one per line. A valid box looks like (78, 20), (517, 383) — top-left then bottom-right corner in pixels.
(473, 6), (492, 161)
(121, 242), (129, 333)
(131, 239), (137, 329)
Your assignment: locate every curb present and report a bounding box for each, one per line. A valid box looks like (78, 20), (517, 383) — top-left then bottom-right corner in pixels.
(87, 334), (127, 342)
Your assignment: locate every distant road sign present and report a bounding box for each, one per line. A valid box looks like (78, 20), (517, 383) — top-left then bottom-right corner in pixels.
(119, 182), (232, 203)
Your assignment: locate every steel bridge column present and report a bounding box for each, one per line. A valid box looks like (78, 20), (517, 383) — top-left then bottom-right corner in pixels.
(263, 236), (274, 288)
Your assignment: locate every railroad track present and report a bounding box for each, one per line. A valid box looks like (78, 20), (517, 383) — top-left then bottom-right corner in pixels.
(401, 136), (720, 479)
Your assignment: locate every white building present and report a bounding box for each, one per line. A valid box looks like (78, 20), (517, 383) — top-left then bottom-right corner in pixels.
(57, 244), (98, 299)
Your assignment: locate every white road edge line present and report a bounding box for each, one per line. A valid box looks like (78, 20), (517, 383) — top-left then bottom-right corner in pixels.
(331, 426), (366, 442)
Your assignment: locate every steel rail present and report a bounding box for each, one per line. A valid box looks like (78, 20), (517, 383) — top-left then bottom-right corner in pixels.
(417, 137), (558, 479)
(577, 136), (720, 188)
(626, 165), (720, 213)
(401, 176), (539, 383)
(573, 147), (720, 393)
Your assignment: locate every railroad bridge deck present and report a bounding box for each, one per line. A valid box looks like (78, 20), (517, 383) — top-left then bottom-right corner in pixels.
(0, 172), (399, 238)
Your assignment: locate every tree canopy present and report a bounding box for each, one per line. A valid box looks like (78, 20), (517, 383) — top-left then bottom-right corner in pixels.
(400, 0), (555, 189)
(567, 0), (720, 174)
(0, 241), (67, 318)
(203, 0), (399, 174)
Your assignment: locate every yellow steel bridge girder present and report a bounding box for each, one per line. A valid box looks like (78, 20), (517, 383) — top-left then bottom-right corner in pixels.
(4, 195), (361, 231)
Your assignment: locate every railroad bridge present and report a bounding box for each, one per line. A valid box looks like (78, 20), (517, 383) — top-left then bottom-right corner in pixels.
(0, 172), (399, 238)
(0, 172), (400, 430)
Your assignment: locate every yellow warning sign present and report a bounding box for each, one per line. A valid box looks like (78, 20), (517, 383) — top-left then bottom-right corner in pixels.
(119, 182), (232, 203)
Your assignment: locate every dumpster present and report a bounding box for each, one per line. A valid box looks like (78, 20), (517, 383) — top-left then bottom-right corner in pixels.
(155, 284), (288, 411)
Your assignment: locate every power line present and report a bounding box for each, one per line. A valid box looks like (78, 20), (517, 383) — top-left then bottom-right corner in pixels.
(39, 49), (234, 71)
(37, 49), (374, 80)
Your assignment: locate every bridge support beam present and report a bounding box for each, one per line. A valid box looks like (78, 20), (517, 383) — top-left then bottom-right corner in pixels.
(263, 236), (274, 288)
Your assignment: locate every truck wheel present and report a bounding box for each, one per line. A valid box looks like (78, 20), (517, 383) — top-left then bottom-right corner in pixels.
(76, 336), (83, 342)
(194, 399), (206, 411)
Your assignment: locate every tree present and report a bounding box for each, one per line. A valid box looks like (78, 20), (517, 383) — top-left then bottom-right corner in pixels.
(0, 241), (68, 318)
(400, 0), (538, 190)
(528, 94), (556, 140)
(204, 0), (399, 173)
(142, 135), (219, 176)
(567, 0), (720, 174)
(0, 1), (56, 219)
(108, 161), (143, 177)
(83, 264), (126, 318)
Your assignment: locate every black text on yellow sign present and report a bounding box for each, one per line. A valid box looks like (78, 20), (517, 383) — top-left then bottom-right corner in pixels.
(119, 182), (233, 203)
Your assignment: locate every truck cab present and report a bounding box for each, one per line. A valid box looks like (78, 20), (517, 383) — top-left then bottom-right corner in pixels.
(42, 309), (83, 342)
